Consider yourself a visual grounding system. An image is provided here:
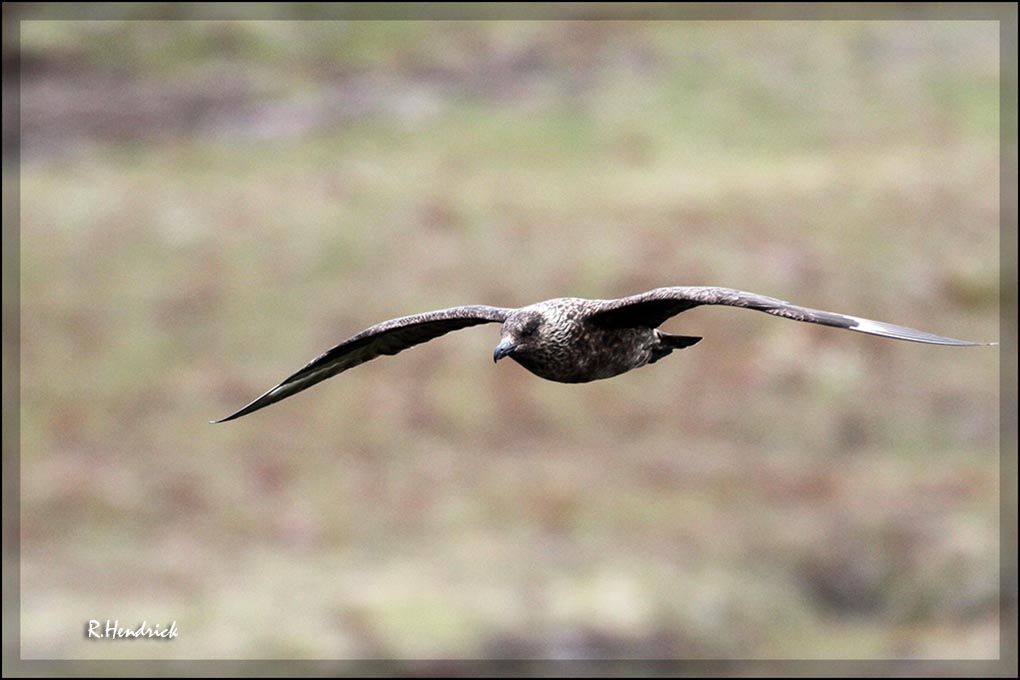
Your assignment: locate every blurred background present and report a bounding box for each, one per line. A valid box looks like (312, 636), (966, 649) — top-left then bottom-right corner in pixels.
(13, 13), (1001, 664)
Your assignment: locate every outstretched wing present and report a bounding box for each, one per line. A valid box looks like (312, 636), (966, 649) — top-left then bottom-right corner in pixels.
(213, 305), (512, 423)
(586, 286), (992, 346)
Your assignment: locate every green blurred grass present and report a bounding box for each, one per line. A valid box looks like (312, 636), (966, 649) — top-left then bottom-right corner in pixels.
(18, 20), (999, 660)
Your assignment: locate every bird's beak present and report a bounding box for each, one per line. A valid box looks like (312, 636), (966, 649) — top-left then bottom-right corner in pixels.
(493, 337), (516, 363)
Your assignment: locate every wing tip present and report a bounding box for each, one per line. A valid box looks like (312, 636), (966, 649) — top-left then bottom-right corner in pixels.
(848, 317), (995, 346)
(210, 383), (289, 424)
(209, 409), (248, 424)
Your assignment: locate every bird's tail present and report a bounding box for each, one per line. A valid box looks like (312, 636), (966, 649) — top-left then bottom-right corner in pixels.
(657, 332), (703, 350)
(649, 331), (702, 363)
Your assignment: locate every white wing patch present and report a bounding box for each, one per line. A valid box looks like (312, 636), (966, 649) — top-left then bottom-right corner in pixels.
(846, 315), (992, 346)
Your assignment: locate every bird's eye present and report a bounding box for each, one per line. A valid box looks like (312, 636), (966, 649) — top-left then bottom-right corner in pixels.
(520, 319), (540, 337)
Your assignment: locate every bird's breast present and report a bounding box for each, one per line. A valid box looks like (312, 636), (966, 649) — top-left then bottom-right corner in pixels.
(511, 323), (657, 383)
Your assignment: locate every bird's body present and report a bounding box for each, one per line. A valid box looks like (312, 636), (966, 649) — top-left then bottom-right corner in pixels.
(496, 297), (698, 383)
(213, 286), (994, 423)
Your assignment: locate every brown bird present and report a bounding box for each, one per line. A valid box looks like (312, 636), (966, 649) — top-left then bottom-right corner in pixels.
(213, 286), (994, 423)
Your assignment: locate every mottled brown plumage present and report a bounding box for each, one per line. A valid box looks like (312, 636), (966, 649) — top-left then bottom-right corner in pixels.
(213, 286), (992, 422)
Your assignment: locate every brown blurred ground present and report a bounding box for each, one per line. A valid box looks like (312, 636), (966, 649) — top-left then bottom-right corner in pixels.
(16, 19), (999, 661)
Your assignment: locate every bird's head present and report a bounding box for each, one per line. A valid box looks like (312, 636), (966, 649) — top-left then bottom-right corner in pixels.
(493, 310), (546, 363)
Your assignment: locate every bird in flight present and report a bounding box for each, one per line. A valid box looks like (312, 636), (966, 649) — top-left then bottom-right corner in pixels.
(213, 286), (994, 423)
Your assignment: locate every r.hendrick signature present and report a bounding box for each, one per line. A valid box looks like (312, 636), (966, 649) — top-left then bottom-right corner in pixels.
(86, 619), (179, 640)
